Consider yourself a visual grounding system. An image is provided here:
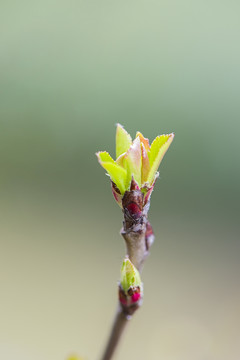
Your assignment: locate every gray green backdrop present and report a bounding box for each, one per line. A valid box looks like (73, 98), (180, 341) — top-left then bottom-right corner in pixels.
(0, 1), (239, 359)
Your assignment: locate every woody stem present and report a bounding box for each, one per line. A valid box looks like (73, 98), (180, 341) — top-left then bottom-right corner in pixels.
(100, 306), (129, 360)
(100, 189), (154, 360)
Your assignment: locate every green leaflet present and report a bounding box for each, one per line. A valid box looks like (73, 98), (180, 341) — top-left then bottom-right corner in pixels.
(147, 133), (174, 184)
(123, 136), (142, 187)
(100, 162), (127, 194)
(141, 143), (150, 183)
(96, 151), (115, 164)
(116, 124), (132, 159)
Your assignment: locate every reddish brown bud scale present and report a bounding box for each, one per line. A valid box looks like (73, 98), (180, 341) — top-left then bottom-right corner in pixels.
(142, 174), (159, 205)
(118, 284), (143, 310)
(122, 189), (144, 228)
(145, 221), (155, 250)
(111, 181), (122, 206)
(126, 202), (142, 220)
(119, 288), (128, 306)
(127, 288), (133, 296)
(131, 292), (141, 303)
(122, 190), (143, 211)
(130, 177), (140, 191)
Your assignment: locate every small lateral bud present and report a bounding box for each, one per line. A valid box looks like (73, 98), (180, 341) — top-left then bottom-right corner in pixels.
(119, 258), (143, 309)
(145, 221), (155, 250)
(121, 258), (141, 291)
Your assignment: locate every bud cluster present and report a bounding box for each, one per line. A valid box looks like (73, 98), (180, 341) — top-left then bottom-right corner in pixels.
(96, 124), (174, 207)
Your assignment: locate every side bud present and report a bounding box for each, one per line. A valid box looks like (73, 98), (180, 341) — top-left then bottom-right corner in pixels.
(119, 258), (143, 315)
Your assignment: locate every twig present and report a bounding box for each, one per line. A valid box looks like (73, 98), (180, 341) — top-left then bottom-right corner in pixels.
(100, 188), (154, 360)
(100, 306), (129, 360)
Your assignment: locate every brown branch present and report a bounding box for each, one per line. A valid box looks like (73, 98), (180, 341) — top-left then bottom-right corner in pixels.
(100, 306), (129, 360)
(100, 189), (154, 360)
(121, 189), (154, 272)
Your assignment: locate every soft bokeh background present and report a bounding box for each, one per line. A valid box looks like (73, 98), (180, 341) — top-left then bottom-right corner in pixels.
(0, 1), (240, 359)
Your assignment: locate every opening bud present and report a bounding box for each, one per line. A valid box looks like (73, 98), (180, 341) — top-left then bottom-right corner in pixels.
(119, 258), (143, 308)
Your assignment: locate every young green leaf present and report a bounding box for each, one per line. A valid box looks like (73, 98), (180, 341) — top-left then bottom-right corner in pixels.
(147, 133), (174, 184)
(116, 124), (132, 159)
(100, 162), (127, 194)
(96, 151), (115, 164)
(123, 137), (142, 187)
(141, 143), (150, 183)
(136, 131), (150, 152)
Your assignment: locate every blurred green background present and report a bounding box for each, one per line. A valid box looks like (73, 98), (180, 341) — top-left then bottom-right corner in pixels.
(0, 1), (239, 359)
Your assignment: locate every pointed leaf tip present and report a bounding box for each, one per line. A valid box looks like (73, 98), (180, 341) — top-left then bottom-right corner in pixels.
(120, 258), (141, 292)
(147, 133), (174, 183)
(136, 131), (150, 151)
(96, 151), (127, 193)
(141, 143), (150, 183)
(96, 151), (115, 164)
(116, 124), (132, 159)
(124, 136), (142, 188)
(100, 162), (127, 194)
